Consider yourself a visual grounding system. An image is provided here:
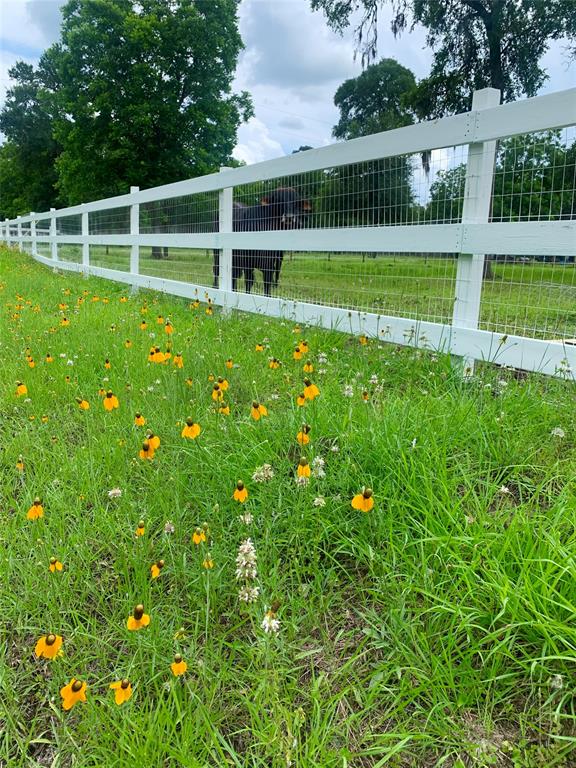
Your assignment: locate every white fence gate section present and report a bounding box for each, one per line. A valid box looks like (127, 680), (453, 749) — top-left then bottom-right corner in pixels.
(2, 87), (575, 378)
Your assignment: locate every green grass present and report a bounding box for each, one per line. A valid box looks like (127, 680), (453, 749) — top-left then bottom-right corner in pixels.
(50, 244), (576, 341)
(1, 245), (576, 767)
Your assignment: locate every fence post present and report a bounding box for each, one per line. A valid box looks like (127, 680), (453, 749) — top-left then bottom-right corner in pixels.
(50, 207), (58, 262)
(130, 186), (140, 283)
(17, 217), (22, 252)
(30, 214), (37, 257)
(452, 87), (500, 375)
(218, 167), (233, 307)
(5, 219), (11, 247)
(82, 206), (89, 274)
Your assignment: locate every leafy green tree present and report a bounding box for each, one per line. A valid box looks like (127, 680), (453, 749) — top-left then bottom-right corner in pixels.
(0, 144), (30, 220)
(426, 164), (467, 223)
(428, 132), (576, 225)
(427, 132), (575, 270)
(333, 58), (415, 138)
(41, 0), (252, 206)
(311, 0), (576, 117)
(0, 61), (61, 216)
(316, 59), (416, 226)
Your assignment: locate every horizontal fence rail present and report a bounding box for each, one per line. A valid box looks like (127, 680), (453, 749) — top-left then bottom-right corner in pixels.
(2, 87), (575, 379)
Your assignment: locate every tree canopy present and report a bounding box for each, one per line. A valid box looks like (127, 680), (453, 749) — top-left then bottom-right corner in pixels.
(0, 61), (61, 218)
(333, 58), (415, 139)
(314, 59), (417, 226)
(0, 0), (252, 215)
(311, 0), (576, 117)
(427, 132), (576, 226)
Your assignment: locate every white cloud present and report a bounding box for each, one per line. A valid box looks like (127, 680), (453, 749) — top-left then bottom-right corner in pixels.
(1, 0), (64, 53)
(233, 117), (285, 165)
(25, 0), (65, 42)
(240, 0), (356, 90)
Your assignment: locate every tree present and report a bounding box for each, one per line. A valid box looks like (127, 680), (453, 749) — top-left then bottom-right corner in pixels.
(333, 58), (415, 138)
(428, 132), (576, 222)
(0, 61), (61, 216)
(310, 0), (576, 117)
(39, 0), (251, 207)
(0, 144), (31, 220)
(316, 59), (416, 227)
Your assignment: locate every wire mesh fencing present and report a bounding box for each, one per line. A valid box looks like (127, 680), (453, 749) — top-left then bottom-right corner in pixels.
(482, 127), (576, 341)
(3, 88), (575, 374)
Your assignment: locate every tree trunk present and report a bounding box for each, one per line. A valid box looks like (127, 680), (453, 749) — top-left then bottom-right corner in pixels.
(483, 255), (494, 280)
(484, 1), (505, 98)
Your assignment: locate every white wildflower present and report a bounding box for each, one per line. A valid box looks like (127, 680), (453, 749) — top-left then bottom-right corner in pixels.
(163, 520), (175, 534)
(499, 486), (511, 495)
(261, 609), (280, 634)
(107, 487), (122, 499)
(295, 475), (310, 487)
(369, 374), (379, 385)
(235, 538), (258, 582)
(343, 384), (354, 398)
(66, 359), (74, 366)
(252, 464), (275, 483)
(238, 585), (260, 603)
(239, 512), (253, 525)
(551, 427), (565, 438)
(313, 496), (326, 507)
(549, 674), (564, 690)
(311, 456), (325, 479)
(318, 352), (328, 364)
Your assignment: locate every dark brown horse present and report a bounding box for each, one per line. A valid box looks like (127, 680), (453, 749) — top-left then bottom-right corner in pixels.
(213, 187), (311, 295)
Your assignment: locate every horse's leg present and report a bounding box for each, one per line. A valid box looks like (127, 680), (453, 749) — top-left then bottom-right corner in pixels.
(273, 251), (283, 290)
(262, 252), (273, 296)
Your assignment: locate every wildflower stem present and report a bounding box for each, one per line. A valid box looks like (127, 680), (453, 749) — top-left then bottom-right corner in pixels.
(204, 568), (210, 646)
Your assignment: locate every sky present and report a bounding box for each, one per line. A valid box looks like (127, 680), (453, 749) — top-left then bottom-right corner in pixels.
(0, 0), (575, 167)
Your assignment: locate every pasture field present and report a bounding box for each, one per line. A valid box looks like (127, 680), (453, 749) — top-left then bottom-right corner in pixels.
(1, 244), (576, 767)
(45, 244), (576, 341)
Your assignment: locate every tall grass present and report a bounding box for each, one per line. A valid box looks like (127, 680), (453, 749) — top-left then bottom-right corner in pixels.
(1, 246), (575, 767)
(51, 244), (576, 339)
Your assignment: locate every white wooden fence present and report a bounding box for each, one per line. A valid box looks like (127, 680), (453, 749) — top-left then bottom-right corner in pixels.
(2, 87), (575, 378)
